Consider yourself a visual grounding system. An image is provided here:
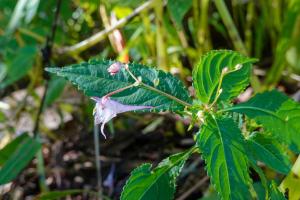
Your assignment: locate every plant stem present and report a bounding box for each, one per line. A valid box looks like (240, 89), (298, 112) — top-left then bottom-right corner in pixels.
(140, 82), (192, 107)
(244, 1), (254, 54)
(94, 124), (103, 199)
(99, 5), (117, 52)
(154, 0), (168, 70)
(104, 83), (136, 98)
(198, 0), (211, 53)
(33, 0), (62, 193)
(59, 0), (155, 55)
(33, 0), (62, 137)
(207, 68), (227, 109)
(265, 0), (300, 87)
(18, 28), (45, 43)
(214, 0), (247, 55)
(36, 138), (48, 192)
(123, 65), (192, 108)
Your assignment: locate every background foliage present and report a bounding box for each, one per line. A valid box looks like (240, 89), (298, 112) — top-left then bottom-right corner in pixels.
(0, 0), (300, 199)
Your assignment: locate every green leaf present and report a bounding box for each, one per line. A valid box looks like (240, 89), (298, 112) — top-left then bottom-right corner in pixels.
(253, 182), (267, 200)
(0, 46), (37, 89)
(269, 181), (287, 200)
(192, 50), (257, 104)
(246, 132), (291, 174)
(46, 60), (192, 113)
(223, 90), (300, 152)
(38, 189), (84, 200)
(197, 115), (251, 199)
(167, 0), (193, 28)
(0, 135), (41, 185)
(44, 75), (67, 108)
(0, 133), (29, 165)
(120, 148), (193, 200)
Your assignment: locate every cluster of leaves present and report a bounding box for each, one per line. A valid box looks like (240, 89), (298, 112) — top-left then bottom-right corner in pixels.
(46, 50), (300, 199)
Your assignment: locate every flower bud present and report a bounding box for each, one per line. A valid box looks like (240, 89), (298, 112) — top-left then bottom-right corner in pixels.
(222, 67), (229, 74)
(235, 64), (242, 70)
(108, 62), (122, 75)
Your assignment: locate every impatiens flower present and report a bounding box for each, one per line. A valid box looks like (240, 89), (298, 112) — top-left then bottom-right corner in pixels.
(107, 62), (123, 75)
(91, 96), (152, 138)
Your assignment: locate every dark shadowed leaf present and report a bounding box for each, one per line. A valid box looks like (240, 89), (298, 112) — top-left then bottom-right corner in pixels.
(167, 0), (193, 28)
(46, 60), (192, 113)
(0, 133), (29, 165)
(0, 134), (41, 185)
(0, 45), (37, 89)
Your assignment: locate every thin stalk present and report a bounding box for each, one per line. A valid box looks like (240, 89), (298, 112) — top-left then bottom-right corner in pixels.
(214, 0), (247, 55)
(104, 83), (136, 98)
(198, 0), (211, 53)
(37, 140), (48, 192)
(141, 11), (155, 57)
(265, 0), (300, 87)
(18, 28), (45, 43)
(140, 82), (192, 107)
(193, 0), (200, 47)
(59, 0), (155, 55)
(271, 0), (282, 32)
(244, 1), (254, 54)
(207, 70), (225, 109)
(124, 65), (192, 107)
(154, 0), (168, 70)
(33, 0), (62, 193)
(94, 124), (103, 199)
(176, 176), (209, 200)
(99, 5), (118, 52)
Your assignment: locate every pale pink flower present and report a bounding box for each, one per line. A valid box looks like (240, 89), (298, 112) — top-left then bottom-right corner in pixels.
(107, 62), (123, 75)
(91, 97), (152, 138)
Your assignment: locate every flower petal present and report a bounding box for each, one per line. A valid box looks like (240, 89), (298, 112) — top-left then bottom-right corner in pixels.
(100, 123), (107, 139)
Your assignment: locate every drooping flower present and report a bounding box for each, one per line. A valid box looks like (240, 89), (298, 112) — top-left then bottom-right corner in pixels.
(107, 62), (123, 75)
(91, 96), (152, 138)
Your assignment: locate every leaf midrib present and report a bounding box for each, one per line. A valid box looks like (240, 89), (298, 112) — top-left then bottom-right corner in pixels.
(136, 148), (193, 200)
(212, 117), (232, 198)
(221, 106), (284, 122)
(57, 71), (187, 104)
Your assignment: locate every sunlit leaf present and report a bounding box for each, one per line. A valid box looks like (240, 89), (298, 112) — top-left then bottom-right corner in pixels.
(223, 90), (300, 152)
(192, 50), (257, 104)
(280, 172), (300, 200)
(197, 115), (251, 199)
